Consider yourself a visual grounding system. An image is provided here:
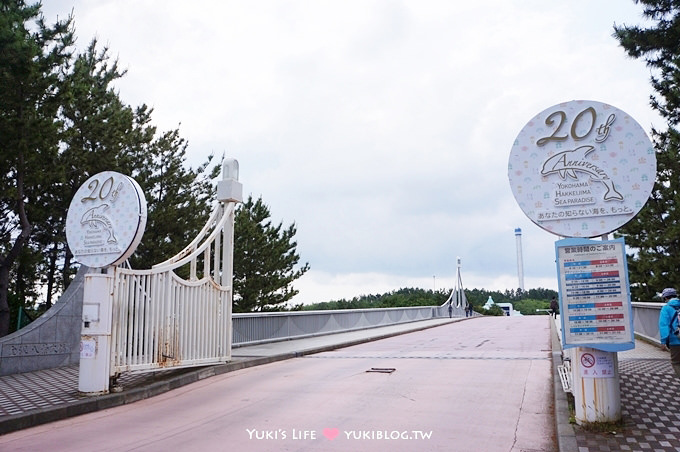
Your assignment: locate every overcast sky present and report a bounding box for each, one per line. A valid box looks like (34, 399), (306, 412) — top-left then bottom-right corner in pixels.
(42, 1), (659, 304)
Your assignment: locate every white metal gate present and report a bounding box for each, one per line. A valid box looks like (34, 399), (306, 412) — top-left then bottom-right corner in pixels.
(109, 162), (241, 376)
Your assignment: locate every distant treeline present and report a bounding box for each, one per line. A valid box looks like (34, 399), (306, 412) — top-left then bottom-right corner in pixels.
(302, 287), (558, 315)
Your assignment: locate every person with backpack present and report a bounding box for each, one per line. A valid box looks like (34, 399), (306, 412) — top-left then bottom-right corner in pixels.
(659, 287), (680, 377)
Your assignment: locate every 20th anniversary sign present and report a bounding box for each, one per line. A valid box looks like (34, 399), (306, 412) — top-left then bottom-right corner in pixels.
(508, 100), (656, 238)
(65, 171), (147, 268)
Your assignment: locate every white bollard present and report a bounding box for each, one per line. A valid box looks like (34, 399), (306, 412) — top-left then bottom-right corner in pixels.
(78, 272), (114, 395)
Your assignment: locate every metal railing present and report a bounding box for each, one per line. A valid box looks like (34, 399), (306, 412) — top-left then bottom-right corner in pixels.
(231, 300), (660, 368)
(232, 306), (442, 346)
(631, 302), (664, 343)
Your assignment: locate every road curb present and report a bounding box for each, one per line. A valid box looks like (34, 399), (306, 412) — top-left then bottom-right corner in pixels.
(550, 318), (577, 451)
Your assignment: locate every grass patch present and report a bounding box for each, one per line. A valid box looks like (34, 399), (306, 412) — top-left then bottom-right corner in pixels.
(577, 418), (627, 433)
(567, 393), (576, 424)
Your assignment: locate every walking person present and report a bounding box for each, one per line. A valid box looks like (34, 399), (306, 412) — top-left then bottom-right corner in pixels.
(448, 302), (453, 318)
(550, 297), (559, 319)
(659, 287), (680, 377)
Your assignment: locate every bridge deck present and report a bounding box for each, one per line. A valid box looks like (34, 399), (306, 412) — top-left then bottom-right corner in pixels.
(0, 316), (677, 451)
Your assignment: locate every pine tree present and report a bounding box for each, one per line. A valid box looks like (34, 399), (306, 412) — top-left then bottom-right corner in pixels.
(0, 1), (74, 336)
(233, 195), (310, 312)
(47, 38), (141, 299)
(0, 4), (218, 334)
(613, 1), (680, 300)
(59, 40), (219, 274)
(129, 131), (219, 270)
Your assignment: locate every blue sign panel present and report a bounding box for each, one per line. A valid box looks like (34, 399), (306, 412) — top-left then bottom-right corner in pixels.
(555, 237), (634, 352)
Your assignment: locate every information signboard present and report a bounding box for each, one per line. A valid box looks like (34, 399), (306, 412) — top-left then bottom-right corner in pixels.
(555, 237), (634, 352)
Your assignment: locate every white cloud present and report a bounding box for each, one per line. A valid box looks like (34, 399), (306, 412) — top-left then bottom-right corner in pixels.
(41, 0), (661, 303)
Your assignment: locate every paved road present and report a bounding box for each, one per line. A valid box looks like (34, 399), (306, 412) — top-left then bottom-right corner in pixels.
(0, 316), (556, 452)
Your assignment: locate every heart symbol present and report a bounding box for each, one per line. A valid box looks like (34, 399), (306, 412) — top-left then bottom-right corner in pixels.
(323, 428), (340, 440)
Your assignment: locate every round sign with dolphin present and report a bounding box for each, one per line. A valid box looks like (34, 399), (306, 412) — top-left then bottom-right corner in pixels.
(66, 171), (147, 268)
(508, 100), (656, 238)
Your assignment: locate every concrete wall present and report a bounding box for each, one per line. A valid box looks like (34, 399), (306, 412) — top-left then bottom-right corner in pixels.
(0, 266), (87, 376)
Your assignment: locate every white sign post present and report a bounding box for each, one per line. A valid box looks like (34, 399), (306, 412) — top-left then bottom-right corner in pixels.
(66, 171), (147, 395)
(508, 100), (656, 424)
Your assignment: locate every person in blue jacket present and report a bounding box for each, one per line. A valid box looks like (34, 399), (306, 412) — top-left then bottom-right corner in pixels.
(659, 287), (680, 377)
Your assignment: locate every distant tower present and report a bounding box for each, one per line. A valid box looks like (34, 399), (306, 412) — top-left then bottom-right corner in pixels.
(515, 228), (525, 291)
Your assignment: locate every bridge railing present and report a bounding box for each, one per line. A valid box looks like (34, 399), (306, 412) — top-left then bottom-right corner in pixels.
(631, 302), (664, 344)
(232, 306), (446, 347)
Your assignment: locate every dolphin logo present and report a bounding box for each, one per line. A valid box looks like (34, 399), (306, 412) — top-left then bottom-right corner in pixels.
(81, 204), (118, 244)
(541, 145), (624, 201)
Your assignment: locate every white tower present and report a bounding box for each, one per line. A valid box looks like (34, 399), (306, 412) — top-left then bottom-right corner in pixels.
(441, 256), (468, 317)
(514, 228), (525, 291)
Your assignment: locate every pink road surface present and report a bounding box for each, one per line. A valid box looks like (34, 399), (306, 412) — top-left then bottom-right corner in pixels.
(0, 316), (556, 452)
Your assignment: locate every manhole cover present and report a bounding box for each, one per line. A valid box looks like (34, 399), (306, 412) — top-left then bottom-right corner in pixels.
(366, 367), (396, 374)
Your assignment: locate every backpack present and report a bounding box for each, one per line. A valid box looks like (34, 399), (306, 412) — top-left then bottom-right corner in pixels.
(672, 306), (680, 338)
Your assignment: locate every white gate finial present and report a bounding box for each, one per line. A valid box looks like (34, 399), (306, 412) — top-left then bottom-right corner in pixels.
(217, 158), (243, 203)
(222, 158), (239, 181)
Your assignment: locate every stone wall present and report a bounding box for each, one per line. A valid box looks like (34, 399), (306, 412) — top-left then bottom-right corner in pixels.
(0, 266), (87, 376)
